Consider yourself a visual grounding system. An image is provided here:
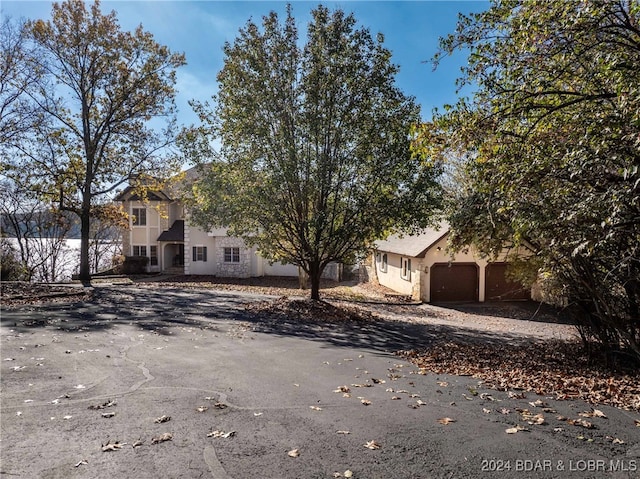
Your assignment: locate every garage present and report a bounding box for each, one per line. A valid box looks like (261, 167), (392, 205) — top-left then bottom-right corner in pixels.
(485, 262), (530, 301)
(430, 263), (478, 302)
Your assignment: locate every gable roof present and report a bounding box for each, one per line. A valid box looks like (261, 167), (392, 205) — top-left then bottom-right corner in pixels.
(157, 220), (185, 242)
(375, 222), (450, 258)
(114, 184), (173, 202)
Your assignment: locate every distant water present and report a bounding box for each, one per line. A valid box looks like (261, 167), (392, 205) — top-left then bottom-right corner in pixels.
(4, 238), (117, 282)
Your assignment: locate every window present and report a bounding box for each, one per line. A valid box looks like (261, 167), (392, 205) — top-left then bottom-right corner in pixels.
(192, 246), (207, 262)
(150, 245), (158, 266)
(380, 253), (388, 273)
(224, 247), (240, 263)
(401, 257), (411, 281)
(132, 207), (146, 226)
(133, 245), (147, 257)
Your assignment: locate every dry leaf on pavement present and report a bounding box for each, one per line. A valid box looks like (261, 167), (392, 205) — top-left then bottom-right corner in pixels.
(364, 440), (381, 450)
(288, 448), (300, 457)
(154, 415), (171, 423)
(151, 433), (173, 444)
(101, 440), (125, 451)
(438, 417), (456, 425)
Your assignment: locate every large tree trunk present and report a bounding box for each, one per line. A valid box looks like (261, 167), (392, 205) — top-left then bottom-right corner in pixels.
(78, 207), (91, 284)
(309, 261), (322, 301)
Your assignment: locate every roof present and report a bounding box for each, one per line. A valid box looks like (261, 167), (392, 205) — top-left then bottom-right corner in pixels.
(375, 222), (450, 258)
(157, 220), (185, 242)
(114, 185), (173, 202)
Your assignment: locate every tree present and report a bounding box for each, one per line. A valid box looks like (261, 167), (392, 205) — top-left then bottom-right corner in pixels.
(184, 5), (442, 300)
(1, 0), (185, 282)
(0, 179), (73, 282)
(0, 16), (43, 145)
(414, 0), (640, 364)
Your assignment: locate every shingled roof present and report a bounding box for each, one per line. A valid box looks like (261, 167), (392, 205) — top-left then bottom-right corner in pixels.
(157, 220), (185, 242)
(375, 222), (449, 258)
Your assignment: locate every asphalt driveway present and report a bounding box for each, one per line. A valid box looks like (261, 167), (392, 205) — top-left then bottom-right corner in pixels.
(1, 285), (639, 478)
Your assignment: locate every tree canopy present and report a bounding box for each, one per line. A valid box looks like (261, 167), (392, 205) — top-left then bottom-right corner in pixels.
(184, 5), (442, 300)
(414, 0), (640, 364)
(0, 0), (185, 281)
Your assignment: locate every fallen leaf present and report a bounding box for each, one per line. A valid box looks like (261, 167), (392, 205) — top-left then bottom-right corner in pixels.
(334, 386), (351, 393)
(288, 448), (300, 457)
(438, 417), (456, 425)
(500, 408), (511, 415)
(437, 381), (449, 387)
(483, 408), (492, 414)
(213, 402), (227, 409)
(336, 430), (350, 435)
(101, 412), (116, 418)
(612, 438), (625, 444)
(88, 399), (116, 410)
(635, 419), (640, 427)
(508, 391), (526, 399)
(364, 440), (381, 450)
(102, 440), (125, 451)
(505, 426), (528, 434)
(344, 470), (353, 478)
(254, 412), (263, 417)
(360, 399), (372, 406)
(132, 439), (145, 448)
(391, 396), (401, 400)
(196, 406), (208, 412)
(409, 394), (420, 398)
(63, 415), (72, 420)
(385, 388), (394, 392)
(416, 399), (426, 406)
(154, 415), (171, 423)
(151, 433), (173, 444)
(16, 411), (22, 417)
(371, 378), (385, 384)
(567, 418), (596, 429)
(74, 385), (86, 389)
(480, 393), (494, 401)
(310, 406), (322, 411)
(74, 460), (88, 467)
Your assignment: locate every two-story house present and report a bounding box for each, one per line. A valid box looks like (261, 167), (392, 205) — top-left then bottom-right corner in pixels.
(115, 173), (341, 280)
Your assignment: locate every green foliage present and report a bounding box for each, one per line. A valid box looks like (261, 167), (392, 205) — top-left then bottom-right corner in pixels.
(1, 0), (185, 281)
(0, 239), (28, 281)
(415, 0), (640, 364)
(183, 5), (442, 299)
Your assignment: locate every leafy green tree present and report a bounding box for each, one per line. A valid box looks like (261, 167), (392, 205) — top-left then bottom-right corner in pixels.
(414, 0), (640, 363)
(184, 5), (442, 300)
(1, 0), (185, 282)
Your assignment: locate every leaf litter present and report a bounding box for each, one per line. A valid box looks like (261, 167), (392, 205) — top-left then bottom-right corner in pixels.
(398, 341), (640, 411)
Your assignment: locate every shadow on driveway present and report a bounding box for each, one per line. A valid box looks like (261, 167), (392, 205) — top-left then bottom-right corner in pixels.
(2, 285), (551, 358)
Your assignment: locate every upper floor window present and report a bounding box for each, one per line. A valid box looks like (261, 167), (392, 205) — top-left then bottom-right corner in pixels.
(224, 247), (240, 263)
(132, 207), (146, 226)
(192, 246), (207, 262)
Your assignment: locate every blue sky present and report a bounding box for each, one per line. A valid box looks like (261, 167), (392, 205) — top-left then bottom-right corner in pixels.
(2, 1), (488, 125)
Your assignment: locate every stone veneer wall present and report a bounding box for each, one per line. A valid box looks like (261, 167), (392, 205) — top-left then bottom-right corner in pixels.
(216, 237), (251, 278)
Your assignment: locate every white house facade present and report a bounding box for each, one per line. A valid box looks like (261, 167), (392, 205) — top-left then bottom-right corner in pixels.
(115, 180), (342, 280)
